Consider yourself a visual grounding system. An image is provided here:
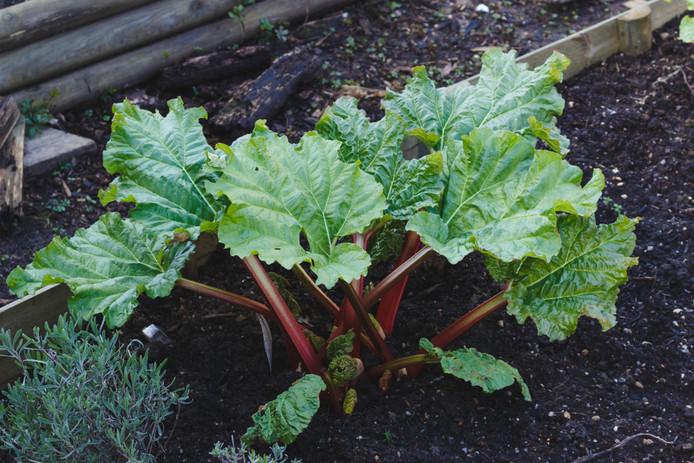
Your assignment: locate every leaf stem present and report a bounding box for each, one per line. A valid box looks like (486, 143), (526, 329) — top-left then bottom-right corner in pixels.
(366, 353), (435, 379)
(407, 284), (509, 376)
(243, 256), (323, 375)
(375, 231), (422, 334)
(292, 264), (341, 318)
(362, 245), (435, 312)
(338, 280), (394, 363)
(175, 278), (274, 319)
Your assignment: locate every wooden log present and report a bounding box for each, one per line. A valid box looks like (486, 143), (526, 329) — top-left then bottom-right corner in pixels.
(10, 0), (356, 113)
(618, 6), (652, 56)
(0, 0), (152, 53)
(156, 45), (273, 90)
(0, 284), (71, 388)
(0, 0), (249, 94)
(212, 46), (323, 131)
(0, 96), (23, 221)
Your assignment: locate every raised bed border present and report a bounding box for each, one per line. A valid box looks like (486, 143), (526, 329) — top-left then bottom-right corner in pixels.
(0, 0), (688, 387)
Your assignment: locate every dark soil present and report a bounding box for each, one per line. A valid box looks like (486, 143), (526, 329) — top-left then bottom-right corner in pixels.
(1, 0), (693, 462)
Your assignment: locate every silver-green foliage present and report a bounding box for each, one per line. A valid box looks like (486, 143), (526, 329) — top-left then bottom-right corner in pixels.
(211, 438), (302, 463)
(0, 315), (189, 463)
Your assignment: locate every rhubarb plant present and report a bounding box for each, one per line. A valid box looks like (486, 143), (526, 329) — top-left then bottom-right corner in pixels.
(7, 50), (638, 446)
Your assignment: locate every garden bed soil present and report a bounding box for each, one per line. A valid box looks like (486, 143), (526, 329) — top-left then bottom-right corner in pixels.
(1, 0), (693, 462)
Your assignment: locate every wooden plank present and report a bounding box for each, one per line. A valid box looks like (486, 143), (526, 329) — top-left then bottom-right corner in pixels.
(23, 128), (96, 178)
(10, 0), (357, 113)
(0, 284), (71, 387)
(0, 0), (246, 94)
(458, 0), (686, 87)
(0, 95), (20, 149)
(618, 6), (653, 56)
(0, 0), (152, 53)
(0, 96), (23, 219)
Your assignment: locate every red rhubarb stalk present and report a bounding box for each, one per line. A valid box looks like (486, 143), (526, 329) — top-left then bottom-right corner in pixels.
(243, 255), (323, 375)
(175, 278), (274, 320)
(375, 231), (421, 334)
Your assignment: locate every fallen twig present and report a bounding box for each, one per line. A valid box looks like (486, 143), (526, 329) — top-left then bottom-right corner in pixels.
(569, 433), (675, 463)
(682, 68), (694, 97)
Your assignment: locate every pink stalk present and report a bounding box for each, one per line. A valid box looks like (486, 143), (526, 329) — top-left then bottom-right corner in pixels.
(407, 285), (509, 376)
(243, 256), (323, 376)
(175, 278), (274, 319)
(362, 245), (435, 312)
(375, 231), (421, 334)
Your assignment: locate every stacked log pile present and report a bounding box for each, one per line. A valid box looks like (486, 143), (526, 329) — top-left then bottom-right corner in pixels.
(0, 0), (354, 112)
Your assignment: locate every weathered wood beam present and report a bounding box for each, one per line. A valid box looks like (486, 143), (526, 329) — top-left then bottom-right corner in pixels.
(10, 0), (356, 113)
(0, 0), (152, 53)
(0, 0), (246, 94)
(0, 96), (23, 221)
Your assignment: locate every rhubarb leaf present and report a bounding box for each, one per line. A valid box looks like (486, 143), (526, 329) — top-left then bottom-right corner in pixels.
(208, 122), (386, 288)
(499, 214), (639, 341)
(100, 98), (225, 240)
(6, 213), (195, 328)
(383, 49), (569, 148)
(316, 97), (444, 219)
(242, 374), (326, 445)
(407, 128), (603, 264)
(420, 339), (531, 401)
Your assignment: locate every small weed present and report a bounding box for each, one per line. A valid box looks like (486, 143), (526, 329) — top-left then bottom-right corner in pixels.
(603, 196), (623, 215)
(19, 98), (54, 137)
(46, 198), (71, 213)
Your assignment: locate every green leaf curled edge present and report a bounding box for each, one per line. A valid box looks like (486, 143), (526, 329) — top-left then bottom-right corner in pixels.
(242, 374), (326, 446)
(499, 214), (639, 341)
(316, 97), (444, 219)
(268, 272), (302, 318)
(100, 97), (225, 240)
(407, 127), (604, 264)
(383, 49), (570, 149)
(419, 339), (531, 401)
(326, 330), (355, 360)
(208, 121), (387, 288)
(6, 213), (195, 328)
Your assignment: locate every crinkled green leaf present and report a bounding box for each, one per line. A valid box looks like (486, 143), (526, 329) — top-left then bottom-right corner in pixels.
(407, 128), (603, 264)
(502, 214), (639, 341)
(367, 219), (406, 264)
(383, 49), (570, 148)
(242, 374), (326, 446)
(316, 97), (443, 219)
(326, 330), (355, 361)
(268, 272), (302, 318)
(208, 122), (386, 288)
(99, 98), (225, 240)
(528, 116), (569, 155)
(419, 339), (530, 401)
(6, 213), (194, 328)
(327, 355), (364, 388)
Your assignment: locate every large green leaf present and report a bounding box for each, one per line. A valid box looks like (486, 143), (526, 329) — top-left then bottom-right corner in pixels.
(383, 49), (570, 149)
(499, 214), (639, 341)
(315, 97), (444, 219)
(99, 98), (224, 240)
(6, 213), (194, 328)
(407, 128), (604, 264)
(207, 122), (386, 288)
(420, 339), (531, 401)
(242, 374), (326, 445)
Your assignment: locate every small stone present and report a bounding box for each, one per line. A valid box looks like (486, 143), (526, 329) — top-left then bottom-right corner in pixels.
(591, 415), (601, 421)
(634, 381), (644, 389)
(581, 349), (589, 356)
(643, 438), (654, 446)
(563, 411), (571, 419)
